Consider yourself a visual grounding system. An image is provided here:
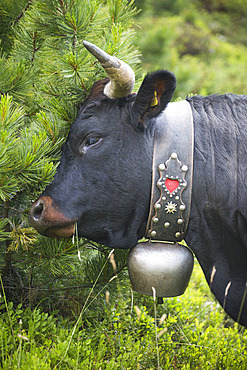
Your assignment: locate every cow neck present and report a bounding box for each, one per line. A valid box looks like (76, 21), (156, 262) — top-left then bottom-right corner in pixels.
(145, 100), (194, 243)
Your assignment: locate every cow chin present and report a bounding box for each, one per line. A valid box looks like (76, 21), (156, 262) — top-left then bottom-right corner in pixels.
(45, 223), (76, 238)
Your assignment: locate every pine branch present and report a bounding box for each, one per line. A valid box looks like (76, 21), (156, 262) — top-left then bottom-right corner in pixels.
(13, 1), (33, 27)
(1, 201), (13, 282)
(0, 0), (141, 307)
(31, 32), (40, 63)
(3, 201), (10, 220)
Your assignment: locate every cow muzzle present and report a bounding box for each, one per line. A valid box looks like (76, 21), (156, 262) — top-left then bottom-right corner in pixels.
(29, 196), (76, 238)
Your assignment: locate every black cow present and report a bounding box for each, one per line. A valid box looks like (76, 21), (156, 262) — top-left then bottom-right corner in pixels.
(29, 42), (247, 327)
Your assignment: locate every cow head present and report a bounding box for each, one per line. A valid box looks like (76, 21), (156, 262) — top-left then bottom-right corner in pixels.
(29, 42), (176, 248)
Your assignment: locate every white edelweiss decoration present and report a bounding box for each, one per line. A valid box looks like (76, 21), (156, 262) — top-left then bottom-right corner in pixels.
(165, 201), (177, 214)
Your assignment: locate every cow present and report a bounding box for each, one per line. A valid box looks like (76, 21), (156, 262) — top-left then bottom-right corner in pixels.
(29, 41), (247, 327)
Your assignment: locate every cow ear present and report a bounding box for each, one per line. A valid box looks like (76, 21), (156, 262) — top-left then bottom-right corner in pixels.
(132, 70), (176, 126)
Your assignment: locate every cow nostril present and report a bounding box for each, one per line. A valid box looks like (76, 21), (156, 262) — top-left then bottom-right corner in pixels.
(32, 201), (44, 221)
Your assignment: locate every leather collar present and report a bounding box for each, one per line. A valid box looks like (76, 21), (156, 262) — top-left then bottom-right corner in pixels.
(145, 100), (194, 242)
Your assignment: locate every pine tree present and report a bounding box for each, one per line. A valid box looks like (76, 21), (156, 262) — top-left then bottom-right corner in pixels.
(0, 0), (139, 311)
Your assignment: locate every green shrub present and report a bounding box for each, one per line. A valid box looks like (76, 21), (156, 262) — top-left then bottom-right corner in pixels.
(134, 0), (247, 97)
(1, 261), (247, 369)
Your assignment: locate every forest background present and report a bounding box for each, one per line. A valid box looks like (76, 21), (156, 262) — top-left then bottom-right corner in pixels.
(0, 0), (247, 368)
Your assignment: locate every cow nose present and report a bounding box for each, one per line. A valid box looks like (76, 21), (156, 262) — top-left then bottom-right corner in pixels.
(29, 197), (49, 235)
(31, 199), (44, 222)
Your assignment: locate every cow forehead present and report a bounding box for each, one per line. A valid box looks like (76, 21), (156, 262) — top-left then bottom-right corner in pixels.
(72, 97), (134, 133)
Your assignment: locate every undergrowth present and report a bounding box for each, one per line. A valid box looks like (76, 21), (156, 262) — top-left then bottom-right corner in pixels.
(0, 259), (246, 369)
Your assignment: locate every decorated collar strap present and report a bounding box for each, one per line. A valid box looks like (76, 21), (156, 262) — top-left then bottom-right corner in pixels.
(146, 100), (194, 242)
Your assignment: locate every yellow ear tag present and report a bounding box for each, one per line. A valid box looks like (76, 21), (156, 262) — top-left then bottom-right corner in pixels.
(151, 91), (158, 107)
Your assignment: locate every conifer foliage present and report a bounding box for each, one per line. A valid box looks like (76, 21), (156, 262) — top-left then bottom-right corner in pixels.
(0, 0), (139, 308)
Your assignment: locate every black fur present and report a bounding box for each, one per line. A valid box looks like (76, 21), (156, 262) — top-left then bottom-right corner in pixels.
(186, 94), (247, 326)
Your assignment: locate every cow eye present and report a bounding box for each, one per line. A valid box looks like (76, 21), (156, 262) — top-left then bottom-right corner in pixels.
(79, 136), (102, 155)
(86, 137), (100, 146)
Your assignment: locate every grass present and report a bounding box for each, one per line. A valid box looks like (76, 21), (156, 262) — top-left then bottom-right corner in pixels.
(0, 256), (247, 369)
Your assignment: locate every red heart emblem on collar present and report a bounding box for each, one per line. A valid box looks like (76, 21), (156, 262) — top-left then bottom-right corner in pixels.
(165, 178), (179, 193)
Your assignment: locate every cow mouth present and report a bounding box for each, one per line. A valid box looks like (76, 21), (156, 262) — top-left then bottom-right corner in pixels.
(45, 222), (76, 238)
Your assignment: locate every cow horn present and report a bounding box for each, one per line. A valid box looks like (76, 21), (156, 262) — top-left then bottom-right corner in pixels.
(83, 40), (135, 99)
